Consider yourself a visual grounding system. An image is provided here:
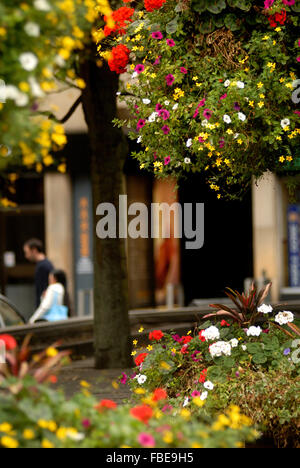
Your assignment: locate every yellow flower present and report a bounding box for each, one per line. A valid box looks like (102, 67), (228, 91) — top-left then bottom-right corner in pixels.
(257, 82), (264, 89)
(160, 361), (171, 370)
(57, 163), (67, 174)
(41, 439), (55, 449)
(19, 82), (30, 93)
(47, 421), (57, 432)
(23, 429), (35, 440)
(46, 347), (58, 358)
(147, 345), (153, 351)
(275, 27), (282, 32)
(279, 156), (285, 163)
(38, 420), (49, 429)
(258, 101), (264, 108)
(80, 380), (91, 388)
(52, 133), (67, 147)
(1, 436), (19, 448)
(0, 423), (13, 433)
(193, 397), (205, 408)
(163, 431), (173, 444)
(133, 339), (138, 346)
(191, 443), (203, 448)
(0, 27), (7, 37)
(138, 327), (144, 333)
(131, 351), (137, 356)
(75, 78), (86, 89)
(134, 388), (146, 395)
(286, 156), (293, 162)
(180, 409), (191, 420)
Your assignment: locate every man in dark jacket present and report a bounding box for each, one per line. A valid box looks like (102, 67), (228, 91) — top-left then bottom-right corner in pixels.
(23, 239), (54, 308)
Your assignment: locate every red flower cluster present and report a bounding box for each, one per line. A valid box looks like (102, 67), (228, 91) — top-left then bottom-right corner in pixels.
(268, 9), (287, 27)
(130, 404), (153, 423)
(149, 330), (164, 341)
(95, 399), (117, 411)
(180, 335), (193, 345)
(198, 330), (206, 342)
(0, 334), (17, 351)
(152, 388), (168, 401)
(104, 7), (135, 37)
(144, 0), (166, 12)
(134, 352), (149, 366)
(108, 44), (130, 74)
(199, 368), (207, 384)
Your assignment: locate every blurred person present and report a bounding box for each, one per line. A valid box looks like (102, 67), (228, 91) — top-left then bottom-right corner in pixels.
(29, 269), (70, 323)
(23, 238), (54, 308)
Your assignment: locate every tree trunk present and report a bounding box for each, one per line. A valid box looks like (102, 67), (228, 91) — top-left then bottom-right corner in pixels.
(80, 53), (132, 369)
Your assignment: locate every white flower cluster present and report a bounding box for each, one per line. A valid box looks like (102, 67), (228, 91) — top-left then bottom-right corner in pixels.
(203, 326), (220, 341)
(275, 311), (294, 326)
(135, 374), (147, 385)
(258, 304), (273, 314)
(209, 341), (231, 358)
(246, 326), (262, 337)
(3, 85), (29, 107)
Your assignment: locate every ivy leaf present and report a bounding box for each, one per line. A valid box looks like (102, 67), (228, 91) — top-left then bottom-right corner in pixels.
(166, 18), (178, 35)
(206, 0), (226, 14)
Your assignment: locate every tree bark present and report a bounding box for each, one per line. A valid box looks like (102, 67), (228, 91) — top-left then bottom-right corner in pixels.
(80, 53), (132, 369)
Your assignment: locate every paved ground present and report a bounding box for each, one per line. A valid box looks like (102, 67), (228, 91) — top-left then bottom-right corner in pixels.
(55, 358), (133, 404)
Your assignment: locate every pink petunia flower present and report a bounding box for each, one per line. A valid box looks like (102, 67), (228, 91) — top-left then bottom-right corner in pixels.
(297, 56), (300, 63)
(138, 433), (156, 448)
(220, 93), (227, 100)
(264, 0), (274, 8)
(165, 74), (175, 86)
(120, 372), (127, 384)
(158, 109), (170, 120)
(162, 125), (170, 135)
(282, 0), (295, 5)
(137, 119), (146, 131)
(191, 390), (201, 397)
(155, 103), (163, 112)
(180, 67), (188, 74)
(152, 31), (163, 40)
(164, 156), (171, 165)
(135, 64), (145, 74)
(153, 56), (162, 66)
(203, 108), (213, 120)
(166, 38), (175, 47)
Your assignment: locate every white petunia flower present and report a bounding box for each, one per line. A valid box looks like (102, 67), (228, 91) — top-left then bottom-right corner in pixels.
(224, 80), (231, 88)
(275, 311), (294, 326)
(258, 304), (273, 314)
(33, 0), (51, 11)
(237, 81), (245, 89)
(29, 77), (45, 98)
(203, 381), (214, 391)
(223, 114), (232, 124)
(203, 326), (220, 341)
(172, 103), (179, 110)
(137, 136), (142, 144)
(15, 93), (29, 107)
(234, 133), (240, 139)
(142, 98), (151, 105)
(24, 22), (40, 37)
(183, 397), (189, 407)
(164, 101), (170, 106)
(230, 338), (239, 348)
(247, 326), (262, 337)
(281, 118), (290, 129)
(200, 391), (208, 401)
(186, 139), (193, 148)
(136, 374), (147, 385)
(19, 52), (39, 71)
(148, 112), (157, 122)
(242, 345), (247, 351)
(132, 72), (138, 79)
(238, 112), (246, 122)
(201, 119), (208, 127)
(184, 157), (191, 164)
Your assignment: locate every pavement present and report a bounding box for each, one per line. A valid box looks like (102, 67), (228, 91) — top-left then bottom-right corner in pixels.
(55, 358), (132, 404)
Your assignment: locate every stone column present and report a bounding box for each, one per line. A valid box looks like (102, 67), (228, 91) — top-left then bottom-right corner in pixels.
(252, 172), (287, 302)
(44, 173), (74, 303)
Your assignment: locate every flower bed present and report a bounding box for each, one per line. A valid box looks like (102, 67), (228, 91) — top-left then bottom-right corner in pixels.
(0, 335), (257, 448)
(125, 285), (300, 447)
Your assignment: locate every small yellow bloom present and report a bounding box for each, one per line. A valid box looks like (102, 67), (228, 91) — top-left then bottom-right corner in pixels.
(41, 439), (55, 449)
(163, 431), (173, 444)
(80, 380), (91, 388)
(46, 347), (58, 358)
(23, 429), (35, 440)
(1, 436), (19, 448)
(138, 327), (144, 333)
(180, 409), (191, 420)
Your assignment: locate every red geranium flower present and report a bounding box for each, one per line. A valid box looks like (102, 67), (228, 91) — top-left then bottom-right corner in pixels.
(0, 334), (17, 351)
(104, 7), (134, 37)
(144, 0), (166, 12)
(199, 369), (207, 384)
(220, 320), (230, 327)
(95, 399), (117, 411)
(152, 388), (168, 401)
(130, 404), (153, 423)
(198, 330), (206, 342)
(149, 330), (164, 341)
(180, 336), (193, 345)
(108, 44), (130, 74)
(134, 352), (149, 366)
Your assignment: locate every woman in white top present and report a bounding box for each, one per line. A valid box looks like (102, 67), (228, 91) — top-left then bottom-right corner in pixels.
(29, 270), (69, 324)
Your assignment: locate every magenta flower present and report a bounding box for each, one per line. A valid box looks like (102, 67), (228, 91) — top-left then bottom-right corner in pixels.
(172, 334), (181, 342)
(203, 108), (213, 120)
(138, 433), (156, 448)
(152, 31), (163, 40)
(264, 0), (274, 8)
(294, 111), (300, 116)
(165, 74), (175, 86)
(282, 0), (295, 5)
(198, 137), (205, 143)
(234, 102), (241, 111)
(297, 56), (300, 63)
(219, 139), (225, 149)
(191, 390), (201, 397)
(180, 67), (188, 74)
(154, 152), (158, 160)
(82, 419), (91, 429)
(153, 55), (162, 66)
(162, 125), (170, 135)
(135, 64), (145, 74)
(164, 156), (171, 165)
(166, 38), (175, 47)
(158, 109), (170, 120)
(120, 372), (127, 384)
(155, 103), (163, 112)
(220, 93), (227, 100)
(137, 119), (146, 131)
